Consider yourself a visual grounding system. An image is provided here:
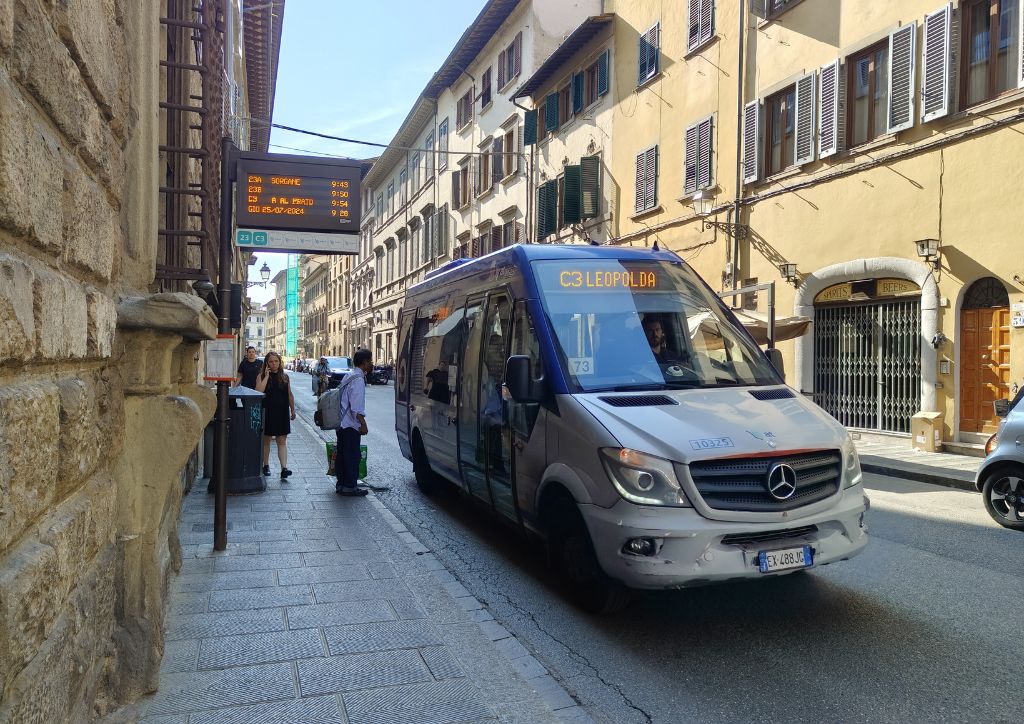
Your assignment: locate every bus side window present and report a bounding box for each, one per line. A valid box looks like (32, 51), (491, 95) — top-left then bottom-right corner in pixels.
(510, 301), (543, 439)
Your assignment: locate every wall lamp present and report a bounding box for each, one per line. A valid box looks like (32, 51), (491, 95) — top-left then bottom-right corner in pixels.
(914, 238), (941, 271)
(245, 262), (272, 288)
(778, 262), (799, 285)
(691, 189), (749, 239)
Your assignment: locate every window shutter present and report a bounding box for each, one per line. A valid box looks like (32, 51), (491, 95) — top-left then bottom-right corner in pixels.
(921, 4), (952, 122)
(524, 109), (537, 145)
(635, 151), (646, 212)
(700, 0), (714, 46)
(687, 0), (701, 51)
(545, 92), (559, 132)
(493, 137), (504, 182)
(470, 157), (478, 197)
(794, 72), (816, 165)
(697, 116), (713, 190)
(451, 171), (460, 208)
(498, 50), (507, 89)
(563, 165), (582, 225)
(636, 146), (657, 212)
(597, 50), (610, 96)
(513, 31), (522, 77)
(537, 181), (557, 238)
(491, 225), (503, 252)
(638, 23), (660, 84)
(887, 21), (916, 133)
(649, 24), (660, 76)
(516, 126), (523, 172)
(818, 59), (840, 158)
(572, 71), (584, 113)
(683, 123), (699, 195)
(1019, 0), (1024, 88)
(580, 155), (600, 219)
(742, 100), (761, 184)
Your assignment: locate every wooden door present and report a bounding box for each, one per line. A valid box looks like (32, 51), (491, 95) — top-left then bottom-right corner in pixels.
(960, 307), (1011, 433)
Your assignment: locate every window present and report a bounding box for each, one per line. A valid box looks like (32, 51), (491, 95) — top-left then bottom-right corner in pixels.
(399, 236), (407, 277)
(438, 121), (448, 171)
(498, 31), (523, 90)
(492, 136), (504, 181)
(503, 127), (517, 176)
(585, 61), (600, 106)
(411, 153), (421, 190)
(452, 162), (470, 209)
(764, 86), (796, 176)
(386, 182), (395, 216)
(481, 67), (492, 108)
(847, 41), (889, 147)
(961, 0), (1020, 108)
(399, 169), (408, 206)
(477, 149), (492, 196)
(634, 145), (658, 213)
(687, 0), (715, 52)
(387, 246), (394, 282)
(425, 132), (435, 177)
(375, 193), (384, 222)
(436, 204), (449, 257)
(768, 0), (803, 18)
(638, 23), (660, 85)
(457, 89), (474, 130)
(684, 115), (714, 195)
(558, 84), (572, 126)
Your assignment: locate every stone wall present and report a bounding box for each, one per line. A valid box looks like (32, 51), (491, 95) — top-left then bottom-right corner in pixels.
(0, 1), (216, 720)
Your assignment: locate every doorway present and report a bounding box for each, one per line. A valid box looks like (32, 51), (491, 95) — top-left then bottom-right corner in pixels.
(959, 277), (1010, 434)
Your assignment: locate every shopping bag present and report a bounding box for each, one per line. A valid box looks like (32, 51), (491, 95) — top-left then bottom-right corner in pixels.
(325, 441), (336, 476)
(358, 444), (367, 480)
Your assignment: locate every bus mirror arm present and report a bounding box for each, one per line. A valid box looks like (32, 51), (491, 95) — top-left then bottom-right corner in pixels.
(764, 348), (785, 378)
(506, 355), (541, 403)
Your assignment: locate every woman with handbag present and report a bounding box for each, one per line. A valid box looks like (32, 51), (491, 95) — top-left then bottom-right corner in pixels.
(255, 351), (296, 479)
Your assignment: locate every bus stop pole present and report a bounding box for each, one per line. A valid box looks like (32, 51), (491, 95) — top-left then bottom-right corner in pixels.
(213, 137), (238, 551)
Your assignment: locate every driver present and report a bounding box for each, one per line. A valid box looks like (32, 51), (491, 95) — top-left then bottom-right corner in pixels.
(642, 316), (684, 365)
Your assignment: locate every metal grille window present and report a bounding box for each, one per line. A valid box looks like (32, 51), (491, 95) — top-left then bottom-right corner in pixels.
(814, 299), (921, 433)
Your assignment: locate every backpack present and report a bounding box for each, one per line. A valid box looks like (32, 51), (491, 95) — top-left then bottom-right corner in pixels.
(316, 386), (342, 430)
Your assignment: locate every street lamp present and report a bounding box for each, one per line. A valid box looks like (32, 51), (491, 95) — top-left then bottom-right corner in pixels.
(914, 238), (941, 271)
(778, 262), (799, 285)
(691, 189), (749, 239)
(246, 262), (272, 288)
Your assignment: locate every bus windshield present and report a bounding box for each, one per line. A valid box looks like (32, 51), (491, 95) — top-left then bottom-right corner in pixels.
(534, 259), (781, 392)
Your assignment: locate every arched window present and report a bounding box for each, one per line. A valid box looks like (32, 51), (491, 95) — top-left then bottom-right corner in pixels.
(963, 277), (1009, 309)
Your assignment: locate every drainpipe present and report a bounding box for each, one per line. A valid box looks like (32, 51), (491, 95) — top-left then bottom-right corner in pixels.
(513, 97), (534, 243)
(732, 0), (746, 290)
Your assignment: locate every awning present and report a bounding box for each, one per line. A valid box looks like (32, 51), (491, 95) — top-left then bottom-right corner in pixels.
(731, 309), (811, 345)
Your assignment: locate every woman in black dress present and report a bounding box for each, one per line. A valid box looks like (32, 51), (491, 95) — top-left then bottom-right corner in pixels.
(255, 351), (296, 479)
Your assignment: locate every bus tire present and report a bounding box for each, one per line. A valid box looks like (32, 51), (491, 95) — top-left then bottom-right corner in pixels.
(546, 496), (632, 615)
(412, 433), (441, 495)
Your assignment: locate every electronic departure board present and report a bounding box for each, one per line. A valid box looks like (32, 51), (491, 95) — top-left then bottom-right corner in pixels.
(234, 155), (362, 234)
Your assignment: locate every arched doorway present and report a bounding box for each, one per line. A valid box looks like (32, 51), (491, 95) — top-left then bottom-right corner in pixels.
(959, 277), (1010, 434)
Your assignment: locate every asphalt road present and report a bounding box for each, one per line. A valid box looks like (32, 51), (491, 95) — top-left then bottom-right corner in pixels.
(296, 379), (1023, 724)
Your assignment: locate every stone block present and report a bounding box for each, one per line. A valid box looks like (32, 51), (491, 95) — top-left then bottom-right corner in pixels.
(64, 158), (121, 282)
(0, 253), (35, 361)
(87, 288), (117, 358)
(34, 265), (88, 360)
(0, 0), (11, 50)
(55, 376), (100, 495)
(0, 540), (61, 689)
(0, 382), (60, 549)
(0, 73), (64, 252)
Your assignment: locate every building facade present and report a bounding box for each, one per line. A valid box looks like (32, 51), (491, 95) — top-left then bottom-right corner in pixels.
(602, 0), (1023, 446)
(270, 267), (289, 356)
(301, 254), (329, 358)
(246, 302), (267, 355)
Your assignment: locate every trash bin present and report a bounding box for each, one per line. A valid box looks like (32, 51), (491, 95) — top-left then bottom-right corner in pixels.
(911, 411), (944, 452)
(226, 386), (266, 494)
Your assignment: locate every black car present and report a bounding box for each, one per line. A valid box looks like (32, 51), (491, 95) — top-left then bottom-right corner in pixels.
(368, 363), (393, 385)
(312, 356), (353, 394)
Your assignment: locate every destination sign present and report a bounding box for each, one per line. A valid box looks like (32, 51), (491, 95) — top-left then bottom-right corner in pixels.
(234, 155), (362, 234)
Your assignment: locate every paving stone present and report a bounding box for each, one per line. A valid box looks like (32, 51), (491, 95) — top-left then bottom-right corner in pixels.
(419, 646), (466, 680)
(277, 563), (371, 586)
(508, 654), (548, 680)
(478, 620), (511, 642)
(342, 678), (494, 724)
(389, 597), (428, 620)
(208, 585), (313, 612)
(303, 549), (390, 567)
(289, 509), (361, 520)
(466, 608), (495, 623)
(187, 695), (345, 724)
(160, 639), (199, 673)
(197, 628), (325, 669)
(179, 557), (215, 574)
(139, 715), (190, 724)
(259, 538), (340, 554)
(368, 562), (399, 579)
(313, 579), (413, 604)
(144, 662), (295, 715)
(554, 706), (597, 722)
(165, 608), (286, 642)
(172, 569), (277, 593)
(440, 580), (472, 599)
(212, 553), (305, 572)
(179, 528), (295, 545)
(528, 675), (576, 712)
(192, 542), (262, 557)
(297, 649), (432, 696)
(169, 592), (209, 616)
(251, 501), (314, 512)
(324, 619), (442, 655)
(493, 635), (531, 661)
(286, 600), (396, 629)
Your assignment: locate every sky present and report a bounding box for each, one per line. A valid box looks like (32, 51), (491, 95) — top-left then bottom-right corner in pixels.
(245, 0), (485, 305)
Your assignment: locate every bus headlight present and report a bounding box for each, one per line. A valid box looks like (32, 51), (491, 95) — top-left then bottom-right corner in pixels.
(842, 438), (862, 489)
(599, 448), (691, 507)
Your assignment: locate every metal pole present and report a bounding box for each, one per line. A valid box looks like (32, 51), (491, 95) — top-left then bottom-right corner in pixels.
(214, 136), (236, 551)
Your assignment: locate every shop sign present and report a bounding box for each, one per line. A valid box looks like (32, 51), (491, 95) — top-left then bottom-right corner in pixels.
(814, 278), (920, 305)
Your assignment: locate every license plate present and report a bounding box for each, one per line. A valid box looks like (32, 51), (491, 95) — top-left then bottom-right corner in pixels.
(758, 545), (812, 573)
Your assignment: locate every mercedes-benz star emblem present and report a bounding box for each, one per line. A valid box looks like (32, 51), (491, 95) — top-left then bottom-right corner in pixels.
(766, 463), (798, 501)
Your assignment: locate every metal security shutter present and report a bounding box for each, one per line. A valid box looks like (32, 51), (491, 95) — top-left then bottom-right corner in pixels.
(922, 4), (952, 122)
(742, 100), (761, 184)
(597, 50), (610, 96)
(887, 22), (917, 133)
(794, 72), (816, 165)
(562, 164), (582, 224)
(580, 155), (600, 219)
(819, 59), (840, 158)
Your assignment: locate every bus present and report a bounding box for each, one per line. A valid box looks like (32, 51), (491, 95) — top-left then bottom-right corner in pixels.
(394, 244), (869, 612)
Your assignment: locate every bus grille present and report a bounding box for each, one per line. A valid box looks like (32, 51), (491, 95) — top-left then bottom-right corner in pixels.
(687, 451), (842, 512)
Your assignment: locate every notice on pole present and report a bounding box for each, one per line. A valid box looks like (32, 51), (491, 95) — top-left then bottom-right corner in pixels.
(204, 335), (237, 382)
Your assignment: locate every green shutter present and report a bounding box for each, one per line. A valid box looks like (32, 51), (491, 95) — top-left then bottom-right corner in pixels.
(580, 155), (600, 219)
(537, 181), (558, 238)
(562, 165), (582, 225)
(536, 183), (548, 238)
(572, 72), (584, 113)
(546, 181), (559, 236)
(545, 92), (559, 132)
(524, 109), (537, 145)
(597, 50), (609, 96)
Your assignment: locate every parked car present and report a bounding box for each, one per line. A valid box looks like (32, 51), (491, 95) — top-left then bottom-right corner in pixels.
(368, 363), (393, 385)
(977, 388), (1024, 531)
(312, 356), (353, 395)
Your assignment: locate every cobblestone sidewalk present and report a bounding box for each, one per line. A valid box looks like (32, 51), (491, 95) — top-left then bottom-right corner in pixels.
(138, 417), (577, 723)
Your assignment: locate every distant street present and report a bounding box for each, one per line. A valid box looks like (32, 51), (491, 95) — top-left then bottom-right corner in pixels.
(296, 379), (1023, 724)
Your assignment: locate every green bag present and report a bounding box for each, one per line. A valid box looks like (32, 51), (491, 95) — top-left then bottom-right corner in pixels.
(359, 444), (368, 480)
(325, 441), (337, 476)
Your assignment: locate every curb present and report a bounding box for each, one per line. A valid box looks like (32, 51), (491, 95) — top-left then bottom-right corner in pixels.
(860, 457), (978, 492)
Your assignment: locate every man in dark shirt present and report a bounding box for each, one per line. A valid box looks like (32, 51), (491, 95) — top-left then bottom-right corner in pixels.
(642, 317), (683, 365)
(235, 346), (262, 388)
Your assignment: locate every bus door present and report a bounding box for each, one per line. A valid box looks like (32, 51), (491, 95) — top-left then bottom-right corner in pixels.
(413, 299), (461, 481)
(507, 300), (545, 524)
(394, 308), (415, 459)
(457, 294), (494, 504)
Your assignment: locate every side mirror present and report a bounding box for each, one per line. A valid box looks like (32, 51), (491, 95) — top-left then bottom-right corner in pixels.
(505, 355), (541, 403)
(994, 399), (1010, 418)
(764, 348), (785, 377)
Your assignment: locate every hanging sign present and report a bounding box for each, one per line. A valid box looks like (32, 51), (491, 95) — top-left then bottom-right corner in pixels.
(235, 228), (359, 254)
(814, 278), (921, 305)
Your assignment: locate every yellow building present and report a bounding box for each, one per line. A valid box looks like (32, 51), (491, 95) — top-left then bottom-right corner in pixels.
(604, 0), (1023, 449)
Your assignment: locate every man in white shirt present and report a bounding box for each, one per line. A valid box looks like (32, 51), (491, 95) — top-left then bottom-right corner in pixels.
(335, 348), (372, 496)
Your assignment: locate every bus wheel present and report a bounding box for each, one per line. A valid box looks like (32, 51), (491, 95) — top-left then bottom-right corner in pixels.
(546, 496), (632, 614)
(412, 434), (441, 495)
